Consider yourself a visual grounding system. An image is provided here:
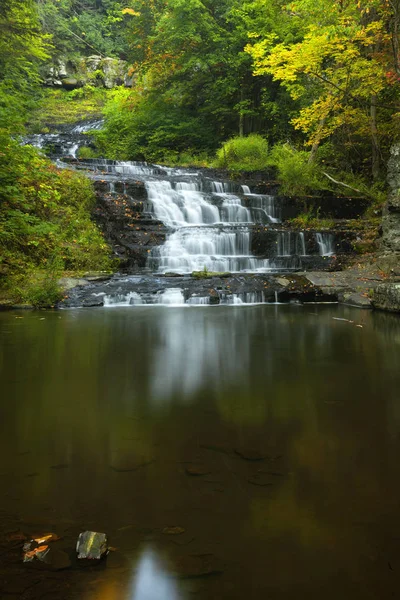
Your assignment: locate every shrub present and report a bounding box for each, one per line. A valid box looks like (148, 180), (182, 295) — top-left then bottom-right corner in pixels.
(77, 146), (100, 159)
(0, 137), (114, 303)
(267, 143), (327, 195)
(214, 135), (269, 172)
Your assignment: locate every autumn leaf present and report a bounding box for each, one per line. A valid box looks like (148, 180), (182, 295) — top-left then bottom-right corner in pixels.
(122, 8), (140, 16)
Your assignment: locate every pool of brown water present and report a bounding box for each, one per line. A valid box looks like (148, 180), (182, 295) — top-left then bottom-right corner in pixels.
(1, 305), (400, 599)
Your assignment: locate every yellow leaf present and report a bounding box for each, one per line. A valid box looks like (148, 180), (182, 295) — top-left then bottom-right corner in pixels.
(122, 8), (140, 16)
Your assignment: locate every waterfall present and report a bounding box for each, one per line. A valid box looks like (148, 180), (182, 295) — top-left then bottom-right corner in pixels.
(242, 185), (251, 194)
(145, 178), (281, 273)
(316, 233), (334, 256)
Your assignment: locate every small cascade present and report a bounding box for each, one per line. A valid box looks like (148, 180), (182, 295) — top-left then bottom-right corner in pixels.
(187, 296), (210, 305)
(157, 288), (185, 305)
(94, 289), (272, 306)
(316, 232), (334, 256)
(221, 292), (266, 305)
(248, 195), (280, 223)
(277, 232), (307, 256)
(23, 119), (105, 158)
(241, 185), (251, 194)
(148, 226), (274, 274)
(212, 181), (232, 193)
(220, 196), (251, 223)
(145, 180), (219, 225)
(104, 292), (144, 306)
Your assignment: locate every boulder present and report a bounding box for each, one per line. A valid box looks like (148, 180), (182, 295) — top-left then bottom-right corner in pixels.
(372, 282), (400, 313)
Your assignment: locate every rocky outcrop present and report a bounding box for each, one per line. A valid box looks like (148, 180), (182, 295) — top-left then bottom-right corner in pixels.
(372, 282), (400, 313)
(44, 56), (133, 89)
(382, 145), (400, 256)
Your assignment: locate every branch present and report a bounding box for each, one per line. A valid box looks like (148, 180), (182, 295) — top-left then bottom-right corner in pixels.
(322, 171), (367, 196)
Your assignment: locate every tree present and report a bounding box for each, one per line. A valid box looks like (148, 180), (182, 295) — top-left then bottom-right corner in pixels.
(0, 0), (49, 131)
(246, 0), (400, 178)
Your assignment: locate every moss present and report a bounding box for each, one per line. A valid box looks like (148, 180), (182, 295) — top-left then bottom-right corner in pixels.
(192, 269), (231, 279)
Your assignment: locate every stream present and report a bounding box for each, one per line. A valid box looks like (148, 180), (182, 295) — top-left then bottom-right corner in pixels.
(1, 306), (400, 599)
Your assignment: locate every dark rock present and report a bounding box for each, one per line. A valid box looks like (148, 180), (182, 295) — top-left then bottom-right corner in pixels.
(341, 292), (372, 309)
(61, 78), (79, 90)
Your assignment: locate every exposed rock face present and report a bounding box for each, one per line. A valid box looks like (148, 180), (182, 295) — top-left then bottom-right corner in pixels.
(372, 282), (400, 313)
(44, 55), (132, 89)
(382, 144), (400, 254)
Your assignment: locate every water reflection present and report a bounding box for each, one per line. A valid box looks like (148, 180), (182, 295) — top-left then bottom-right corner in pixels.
(129, 547), (182, 600)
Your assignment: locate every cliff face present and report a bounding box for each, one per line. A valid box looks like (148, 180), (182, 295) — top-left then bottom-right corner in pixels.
(44, 55), (133, 89)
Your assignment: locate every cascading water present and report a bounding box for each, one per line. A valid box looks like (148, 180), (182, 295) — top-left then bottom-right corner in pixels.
(316, 232), (335, 256)
(277, 232), (307, 257)
(23, 119), (105, 158)
(145, 178), (282, 274)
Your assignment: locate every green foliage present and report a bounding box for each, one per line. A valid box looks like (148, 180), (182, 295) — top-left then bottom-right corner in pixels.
(0, 0), (50, 132)
(37, 0), (129, 59)
(95, 87), (217, 162)
(215, 135), (269, 172)
(267, 143), (327, 195)
(0, 137), (113, 303)
(77, 146), (101, 159)
(28, 87), (108, 133)
(288, 212), (335, 230)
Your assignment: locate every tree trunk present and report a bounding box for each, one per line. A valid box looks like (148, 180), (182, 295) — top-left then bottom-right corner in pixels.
(308, 117), (326, 163)
(370, 94), (380, 180)
(239, 87), (244, 137)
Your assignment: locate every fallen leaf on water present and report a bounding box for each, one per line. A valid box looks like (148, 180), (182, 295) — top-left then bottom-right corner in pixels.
(33, 533), (61, 544)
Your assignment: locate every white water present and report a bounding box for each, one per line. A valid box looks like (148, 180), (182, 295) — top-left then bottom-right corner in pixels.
(100, 290), (269, 306)
(104, 291), (144, 306)
(316, 233), (334, 256)
(145, 178), (281, 273)
(277, 232), (307, 256)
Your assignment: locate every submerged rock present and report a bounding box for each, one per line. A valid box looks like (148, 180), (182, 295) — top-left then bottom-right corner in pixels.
(76, 531), (108, 560)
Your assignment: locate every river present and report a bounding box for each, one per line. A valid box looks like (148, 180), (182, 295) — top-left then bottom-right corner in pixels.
(1, 304), (400, 599)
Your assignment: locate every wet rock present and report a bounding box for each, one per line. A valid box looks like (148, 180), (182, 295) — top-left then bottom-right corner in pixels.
(173, 554), (223, 579)
(372, 283), (400, 313)
(341, 292), (372, 309)
(23, 540), (71, 570)
(58, 277), (90, 291)
(76, 531), (108, 560)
